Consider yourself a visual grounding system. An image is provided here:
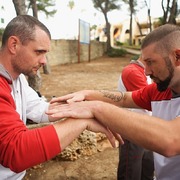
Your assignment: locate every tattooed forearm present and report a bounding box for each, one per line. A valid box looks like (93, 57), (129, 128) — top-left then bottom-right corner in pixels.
(99, 90), (124, 102)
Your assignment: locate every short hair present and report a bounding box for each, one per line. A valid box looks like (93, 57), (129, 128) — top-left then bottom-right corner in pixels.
(1, 15), (51, 47)
(141, 24), (180, 55)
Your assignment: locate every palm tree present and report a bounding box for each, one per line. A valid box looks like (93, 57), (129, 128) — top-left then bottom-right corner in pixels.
(92, 0), (120, 52)
(122, 0), (137, 46)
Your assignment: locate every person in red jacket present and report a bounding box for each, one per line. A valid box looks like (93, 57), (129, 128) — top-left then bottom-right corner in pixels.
(117, 56), (154, 180)
(0, 15), (117, 180)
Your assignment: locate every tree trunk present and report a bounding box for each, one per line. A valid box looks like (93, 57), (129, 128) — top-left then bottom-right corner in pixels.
(106, 21), (111, 52)
(43, 56), (51, 74)
(148, 8), (152, 32)
(129, 0), (133, 46)
(129, 13), (133, 45)
(161, 0), (171, 24)
(135, 17), (143, 36)
(144, 0), (152, 32)
(12, 0), (26, 15)
(103, 13), (111, 52)
(30, 0), (38, 18)
(168, 0), (177, 24)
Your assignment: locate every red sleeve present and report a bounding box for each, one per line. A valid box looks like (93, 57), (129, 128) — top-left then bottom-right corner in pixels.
(132, 83), (172, 111)
(121, 64), (147, 91)
(0, 77), (61, 173)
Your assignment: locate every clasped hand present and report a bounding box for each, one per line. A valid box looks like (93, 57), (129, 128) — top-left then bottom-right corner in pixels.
(46, 93), (124, 146)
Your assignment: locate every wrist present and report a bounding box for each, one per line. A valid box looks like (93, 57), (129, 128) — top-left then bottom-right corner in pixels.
(83, 90), (93, 100)
(91, 101), (104, 118)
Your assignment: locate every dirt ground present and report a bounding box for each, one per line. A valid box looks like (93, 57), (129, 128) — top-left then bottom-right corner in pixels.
(23, 55), (132, 180)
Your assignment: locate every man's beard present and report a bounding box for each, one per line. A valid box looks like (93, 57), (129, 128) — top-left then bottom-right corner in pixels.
(151, 75), (172, 92)
(151, 57), (174, 92)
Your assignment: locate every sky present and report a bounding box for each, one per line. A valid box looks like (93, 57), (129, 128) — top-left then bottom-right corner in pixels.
(0, 0), (165, 39)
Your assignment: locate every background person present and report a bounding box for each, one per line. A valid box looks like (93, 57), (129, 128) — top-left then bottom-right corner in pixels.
(117, 56), (154, 180)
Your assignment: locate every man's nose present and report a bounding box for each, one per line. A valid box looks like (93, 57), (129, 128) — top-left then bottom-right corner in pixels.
(39, 55), (47, 65)
(144, 66), (152, 76)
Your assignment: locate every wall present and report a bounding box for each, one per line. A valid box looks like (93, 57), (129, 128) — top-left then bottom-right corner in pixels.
(47, 39), (107, 66)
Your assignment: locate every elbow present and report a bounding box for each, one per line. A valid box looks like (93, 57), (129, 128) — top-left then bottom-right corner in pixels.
(10, 164), (26, 174)
(161, 149), (176, 158)
(2, 160), (27, 173)
(159, 138), (179, 158)
(3, 156), (28, 173)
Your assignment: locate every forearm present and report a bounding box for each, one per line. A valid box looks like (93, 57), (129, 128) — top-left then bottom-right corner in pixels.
(50, 89), (138, 109)
(53, 118), (86, 151)
(53, 117), (119, 151)
(84, 90), (131, 107)
(92, 101), (180, 157)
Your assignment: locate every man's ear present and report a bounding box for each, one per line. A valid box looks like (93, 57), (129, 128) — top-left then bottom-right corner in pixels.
(175, 49), (180, 65)
(175, 49), (180, 61)
(7, 36), (20, 54)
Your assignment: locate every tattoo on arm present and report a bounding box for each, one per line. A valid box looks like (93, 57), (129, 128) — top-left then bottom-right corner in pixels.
(99, 90), (124, 102)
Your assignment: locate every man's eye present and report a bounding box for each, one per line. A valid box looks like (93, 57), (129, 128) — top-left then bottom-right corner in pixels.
(146, 61), (152, 65)
(36, 50), (46, 55)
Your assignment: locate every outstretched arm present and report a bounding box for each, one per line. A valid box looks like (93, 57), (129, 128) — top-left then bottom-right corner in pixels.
(50, 90), (139, 108)
(53, 117), (122, 151)
(47, 100), (180, 157)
